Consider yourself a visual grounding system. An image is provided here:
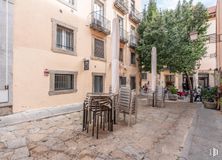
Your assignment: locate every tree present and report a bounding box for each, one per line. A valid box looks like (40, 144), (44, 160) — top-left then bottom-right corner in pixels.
(137, 0), (208, 102)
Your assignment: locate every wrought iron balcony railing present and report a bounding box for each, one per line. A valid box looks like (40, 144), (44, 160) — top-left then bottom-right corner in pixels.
(90, 11), (111, 35)
(129, 7), (142, 24)
(120, 28), (128, 44)
(114, 0), (129, 15)
(129, 33), (138, 48)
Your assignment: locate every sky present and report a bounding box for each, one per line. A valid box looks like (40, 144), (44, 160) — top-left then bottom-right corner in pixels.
(141, 0), (217, 10)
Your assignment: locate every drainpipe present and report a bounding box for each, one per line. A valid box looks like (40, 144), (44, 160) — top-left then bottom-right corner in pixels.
(5, 0), (9, 89)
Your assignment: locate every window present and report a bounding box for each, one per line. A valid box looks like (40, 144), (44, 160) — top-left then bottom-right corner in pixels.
(58, 0), (76, 9)
(131, 0), (135, 11)
(93, 74), (104, 93)
(52, 19), (77, 55)
(131, 52), (136, 64)
(119, 48), (123, 62)
(94, 38), (105, 59)
(118, 16), (124, 38)
(165, 75), (175, 87)
(94, 0), (104, 16)
(130, 76), (136, 90)
(206, 34), (216, 43)
(49, 71), (78, 95)
(56, 25), (74, 51)
(55, 74), (73, 91)
(142, 73), (147, 80)
(119, 76), (127, 87)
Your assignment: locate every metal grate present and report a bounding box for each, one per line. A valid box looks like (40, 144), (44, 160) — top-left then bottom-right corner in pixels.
(131, 52), (136, 64)
(142, 73), (147, 80)
(54, 74), (74, 91)
(119, 48), (123, 62)
(94, 38), (104, 58)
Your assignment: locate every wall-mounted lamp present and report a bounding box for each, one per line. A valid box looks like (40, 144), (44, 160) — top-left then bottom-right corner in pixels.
(44, 69), (49, 76)
(84, 59), (89, 71)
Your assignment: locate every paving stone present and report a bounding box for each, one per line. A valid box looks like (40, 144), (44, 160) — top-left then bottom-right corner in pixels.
(30, 145), (48, 153)
(5, 137), (27, 149)
(50, 153), (71, 160)
(28, 133), (46, 142)
(11, 147), (30, 160)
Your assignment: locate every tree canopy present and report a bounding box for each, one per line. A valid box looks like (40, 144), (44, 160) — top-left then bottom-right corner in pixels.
(137, 0), (209, 75)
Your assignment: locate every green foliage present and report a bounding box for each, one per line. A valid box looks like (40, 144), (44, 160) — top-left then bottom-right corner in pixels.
(202, 87), (217, 102)
(169, 86), (178, 94)
(137, 0), (209, 75)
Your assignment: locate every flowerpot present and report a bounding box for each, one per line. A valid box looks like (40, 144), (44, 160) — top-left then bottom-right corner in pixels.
(219, 85), (222, 92)
(168, 93), (178, 101)
(203, 101), (216, 109)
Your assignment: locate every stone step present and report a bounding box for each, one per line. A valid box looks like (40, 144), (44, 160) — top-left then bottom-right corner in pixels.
(0, 105), (12, 116)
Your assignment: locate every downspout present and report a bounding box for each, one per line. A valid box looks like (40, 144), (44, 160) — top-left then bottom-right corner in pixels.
(5, 0), (9, 89)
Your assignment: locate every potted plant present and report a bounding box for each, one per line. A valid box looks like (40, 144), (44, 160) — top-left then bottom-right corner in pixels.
(168, 86), (178, 101)
(202, 87), (217, 109)
(219, 79), (222, 92)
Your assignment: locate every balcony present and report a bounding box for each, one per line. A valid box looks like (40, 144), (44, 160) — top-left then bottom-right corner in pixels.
(129, 33), (138, 48)
(90, 12), (111, 35)
(114, 0), (129, 15)
(120, 28), (128, 44)
(129, 7), (141, 24)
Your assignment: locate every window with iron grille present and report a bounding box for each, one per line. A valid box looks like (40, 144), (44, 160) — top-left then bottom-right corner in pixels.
(131, 52), (136, 64)
(119, 76), (127, 87)
(142, 73), (147, 80)
(56, 25), (74, 51)
(94, 38), (105, 58)
(119, 48), (123, 62)
(206, 34), (216, 43)
(130, 76), (136, 90)
(55, 74), (74, 91)
(49, 71), (77, 95)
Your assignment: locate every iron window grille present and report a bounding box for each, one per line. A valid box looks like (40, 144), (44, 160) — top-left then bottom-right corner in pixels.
(94, 38), (105, 58)
(142, 73), (147, 80)
(119, 76), (127, 87)
(131, 52), (136, 64)
(130, 76), (136, 90)
(130, 32), (138, 48)
(119, 48), (124, 62)
(54, 74), (74, 91)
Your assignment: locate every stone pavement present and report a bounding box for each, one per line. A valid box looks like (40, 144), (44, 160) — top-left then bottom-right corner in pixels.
(181, 105), (222, 160)
(0, 103), (199, 160)
(0, 103), (82, 127)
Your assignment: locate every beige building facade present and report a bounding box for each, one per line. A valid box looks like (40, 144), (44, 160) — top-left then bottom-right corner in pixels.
(216, 0), (222, 69)
(141, 6), (217, 91)
(11, 0), (141, 112)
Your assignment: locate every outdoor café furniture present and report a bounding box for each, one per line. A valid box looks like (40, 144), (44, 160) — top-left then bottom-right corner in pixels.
(117, 87), (137, 126)
(82, 93), (117, 139)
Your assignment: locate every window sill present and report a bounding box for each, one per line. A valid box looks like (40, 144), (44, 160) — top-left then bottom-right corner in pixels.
(48, 89), (77, 96)
(91, 56), (106, 62)
(52, 48), (76, 56)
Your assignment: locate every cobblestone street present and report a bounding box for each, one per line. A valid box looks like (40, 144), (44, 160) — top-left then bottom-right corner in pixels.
(0, 103), (198, 160)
